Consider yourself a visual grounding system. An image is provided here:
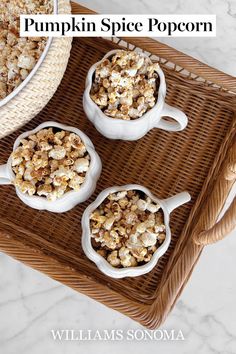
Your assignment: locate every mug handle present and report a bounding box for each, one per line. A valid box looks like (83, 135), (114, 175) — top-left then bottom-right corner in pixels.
(162, 191), (191, 214)
(0, 164), (11, 185)
(156, 103), (188, 132)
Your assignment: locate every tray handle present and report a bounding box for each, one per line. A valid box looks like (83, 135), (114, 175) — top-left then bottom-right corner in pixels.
(194, 198), (236, 245)
(193, 141), (236, 245)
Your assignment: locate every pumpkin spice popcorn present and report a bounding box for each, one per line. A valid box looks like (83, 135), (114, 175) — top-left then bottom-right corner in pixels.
(11, 128), (90, 201)
(90, 190), (166, 268)
(0, 0), (53, 100)
(90, 50), (160, 120)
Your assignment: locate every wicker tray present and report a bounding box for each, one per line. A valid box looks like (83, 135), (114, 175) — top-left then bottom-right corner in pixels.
(0, 3), (235, 329)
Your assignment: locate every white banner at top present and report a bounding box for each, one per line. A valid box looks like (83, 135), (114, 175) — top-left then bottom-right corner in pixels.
(20, 14), (216, 37)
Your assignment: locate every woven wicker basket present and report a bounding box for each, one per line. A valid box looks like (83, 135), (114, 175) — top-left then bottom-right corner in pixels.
(0, 0), (72, 139)
(0, 2), (235, 329)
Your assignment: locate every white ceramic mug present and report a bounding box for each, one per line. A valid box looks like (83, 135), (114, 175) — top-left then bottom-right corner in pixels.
(0, 121), (102, 213)
(83, 50), (188, 140)
(82, 184), (191, 278)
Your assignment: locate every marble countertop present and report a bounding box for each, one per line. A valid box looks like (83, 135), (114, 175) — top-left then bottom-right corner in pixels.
(0, 1), (235, 353)
(79, 0), (236, 77)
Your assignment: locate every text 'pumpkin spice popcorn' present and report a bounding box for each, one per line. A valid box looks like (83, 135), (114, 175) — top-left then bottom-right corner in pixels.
(0, 0), (53, 100)
(11, 128), (90, 201)
(90, 50), (160, 120)
(90, 190), (166, 268)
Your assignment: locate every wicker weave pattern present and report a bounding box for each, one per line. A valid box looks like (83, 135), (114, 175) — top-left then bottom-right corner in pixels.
(0, 3), (235, 329)
(0, 0), (72, 139)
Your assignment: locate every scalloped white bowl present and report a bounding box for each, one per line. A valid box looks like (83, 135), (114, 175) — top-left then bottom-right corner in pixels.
(0, 121), (102, 213)
(83, 49), (188, 140)
(82, 184), (191, 278)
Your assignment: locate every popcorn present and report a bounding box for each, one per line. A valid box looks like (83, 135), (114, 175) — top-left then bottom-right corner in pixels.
(11, 147), (24, 166)
(18, 54), (36, 70)
(11, 128), (90, 200)
(0, 0), (53, 100)
(54, 131), (66, 145)
(136, 222), (147, 234)
(157, 233), (166, 242)
(103, 216), (115, 230)
(39, 141), (52, 152)
(15, 179), (36, 196)
(140, 232), (157, 247)
(37, 128), (54, 141)
(130, 247), (147, 262)
(24, 168), (34, 181)
(49, 146), (66, 160)
(90, 190), (166, 268)
(125, 211), (138, 225)
(119, 247), (137, 267)
(137, 197), (160, 213)
(49, 159), (59, 172)
(90, 50), (159, 120)
(107, 250), (121, 267)
(74, 158), (90, 173)
(101, 230), (120, 250)
(32, 151), (48, 170)
(68, 175), (85, 191)
(14, 163), (25, 176)
(108, 191), (127, 201)
(20, 138), (36, 150)
(118, 198), (129, 209)
(67, 133), (83, 149)
(37, 184), (52, 197)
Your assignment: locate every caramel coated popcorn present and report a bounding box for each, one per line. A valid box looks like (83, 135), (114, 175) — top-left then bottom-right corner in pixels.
(11, 128), (90, 201)
(0, 0), (53, 100)
(90, 190), (166, 268)
(90, 50), (160, 120)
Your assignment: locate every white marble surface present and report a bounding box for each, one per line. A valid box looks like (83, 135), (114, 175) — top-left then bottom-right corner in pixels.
(79, 0), (236, 76)
(0, 1), (236, 353)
